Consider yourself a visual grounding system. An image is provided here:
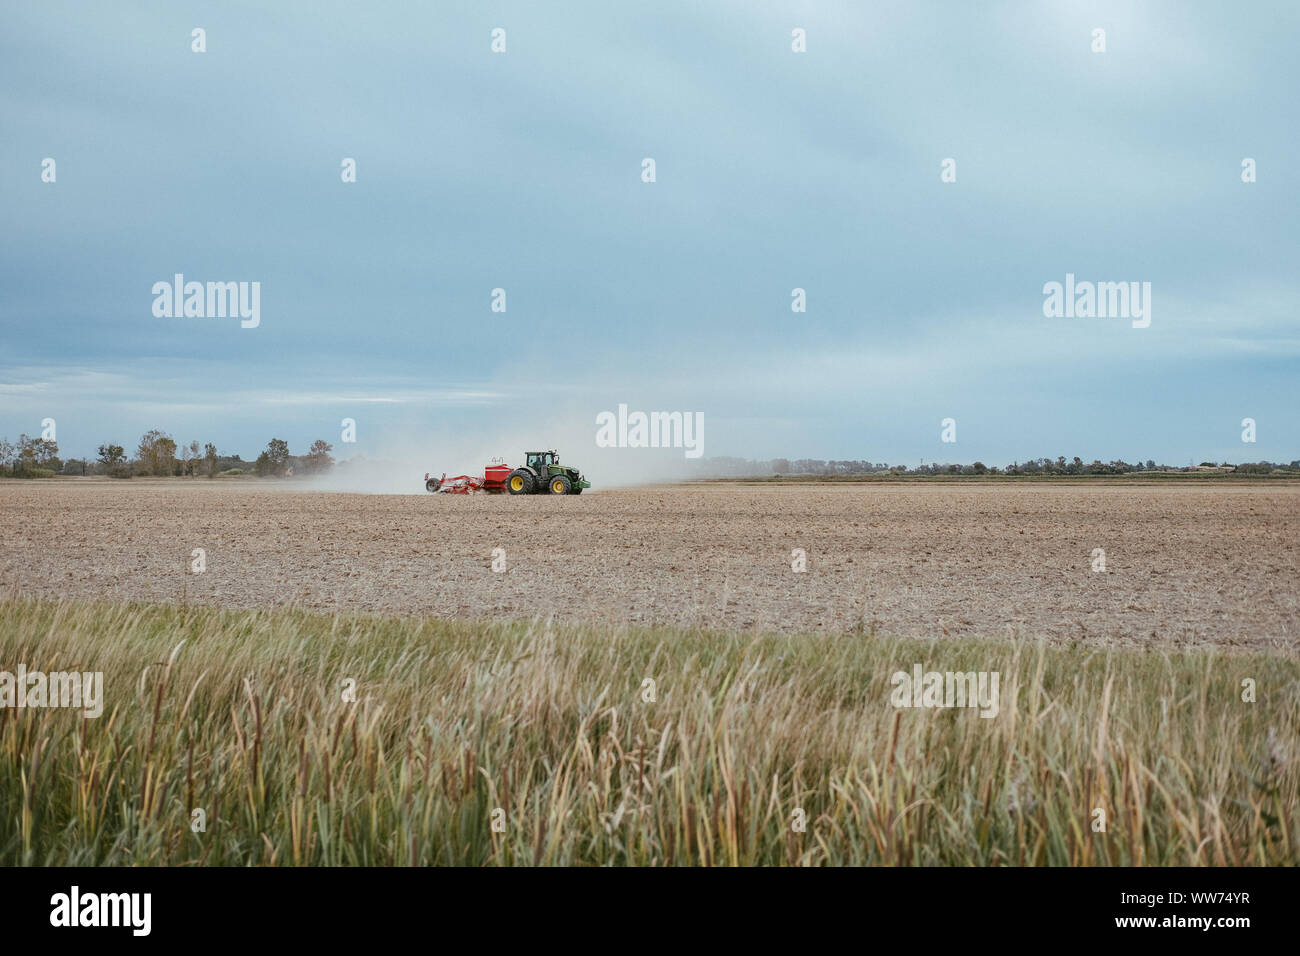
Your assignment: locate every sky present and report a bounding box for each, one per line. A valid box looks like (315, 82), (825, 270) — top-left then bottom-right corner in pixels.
(2, 0), (1297, 480)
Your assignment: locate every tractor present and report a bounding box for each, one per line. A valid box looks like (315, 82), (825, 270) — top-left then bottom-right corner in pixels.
(507, 450), (590, 495)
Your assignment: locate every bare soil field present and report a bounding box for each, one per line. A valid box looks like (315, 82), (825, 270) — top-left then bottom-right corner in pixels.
(1, 479), (1296, 648)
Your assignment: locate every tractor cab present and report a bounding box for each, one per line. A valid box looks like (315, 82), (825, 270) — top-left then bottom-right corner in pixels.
(525, 450), (557, 472)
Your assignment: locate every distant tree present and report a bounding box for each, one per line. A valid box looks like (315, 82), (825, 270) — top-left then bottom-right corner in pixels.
(14, 435), (60, 476)
(97, 443), (123, 465)
(154, 435), (177, 474)
(136, 430), (177, 476)
(204, 442), (219, 478)
(1236, 462), (1273, 476)
(97, 443), (128, 477)
(182, 440), (202, 476)
(268, 438), (290, 471)
(302, 439), (334, 475)
(972, 461), (987, 475)
(13, 435), (35, 475)
(256, 438), (291, 477)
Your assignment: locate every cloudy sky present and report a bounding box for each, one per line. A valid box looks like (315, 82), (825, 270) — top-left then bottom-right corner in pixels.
(2, 0), (1297, 474)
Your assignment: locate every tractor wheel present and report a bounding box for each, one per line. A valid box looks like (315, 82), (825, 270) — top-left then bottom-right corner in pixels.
(425, 478), (442, 493)
(548, 475), (573, 495)
(507, 469), (535, 495)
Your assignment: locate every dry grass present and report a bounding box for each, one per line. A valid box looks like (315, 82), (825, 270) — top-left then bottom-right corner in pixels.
(1, 597), (1296, 865)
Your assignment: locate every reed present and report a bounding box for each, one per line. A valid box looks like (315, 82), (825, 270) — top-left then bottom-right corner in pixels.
(0, 598), (1294, 865)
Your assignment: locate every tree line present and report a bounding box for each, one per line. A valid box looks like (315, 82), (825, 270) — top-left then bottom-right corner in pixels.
(0, 431), (335, 479)
(689, 456), (1300, 477)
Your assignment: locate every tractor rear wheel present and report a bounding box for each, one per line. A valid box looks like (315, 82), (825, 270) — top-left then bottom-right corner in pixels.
(549, 475), (572, 495)
(507, 469), (535, 495)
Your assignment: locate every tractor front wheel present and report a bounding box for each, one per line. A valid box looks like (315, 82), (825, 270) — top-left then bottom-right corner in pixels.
(507, 469), (535, 495)
(549, 475), (573, 495)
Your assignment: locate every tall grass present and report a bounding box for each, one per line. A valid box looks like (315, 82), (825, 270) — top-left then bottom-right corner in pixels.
(0, 598), (1295, 865)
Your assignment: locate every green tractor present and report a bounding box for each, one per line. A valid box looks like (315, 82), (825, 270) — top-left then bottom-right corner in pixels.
(507, 450), (591, 495)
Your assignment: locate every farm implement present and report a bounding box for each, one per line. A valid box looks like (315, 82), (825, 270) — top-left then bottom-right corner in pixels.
(425, 450), (591, 495)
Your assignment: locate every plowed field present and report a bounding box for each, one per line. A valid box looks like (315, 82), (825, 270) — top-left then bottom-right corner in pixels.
(2, 480), (1296, 648)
